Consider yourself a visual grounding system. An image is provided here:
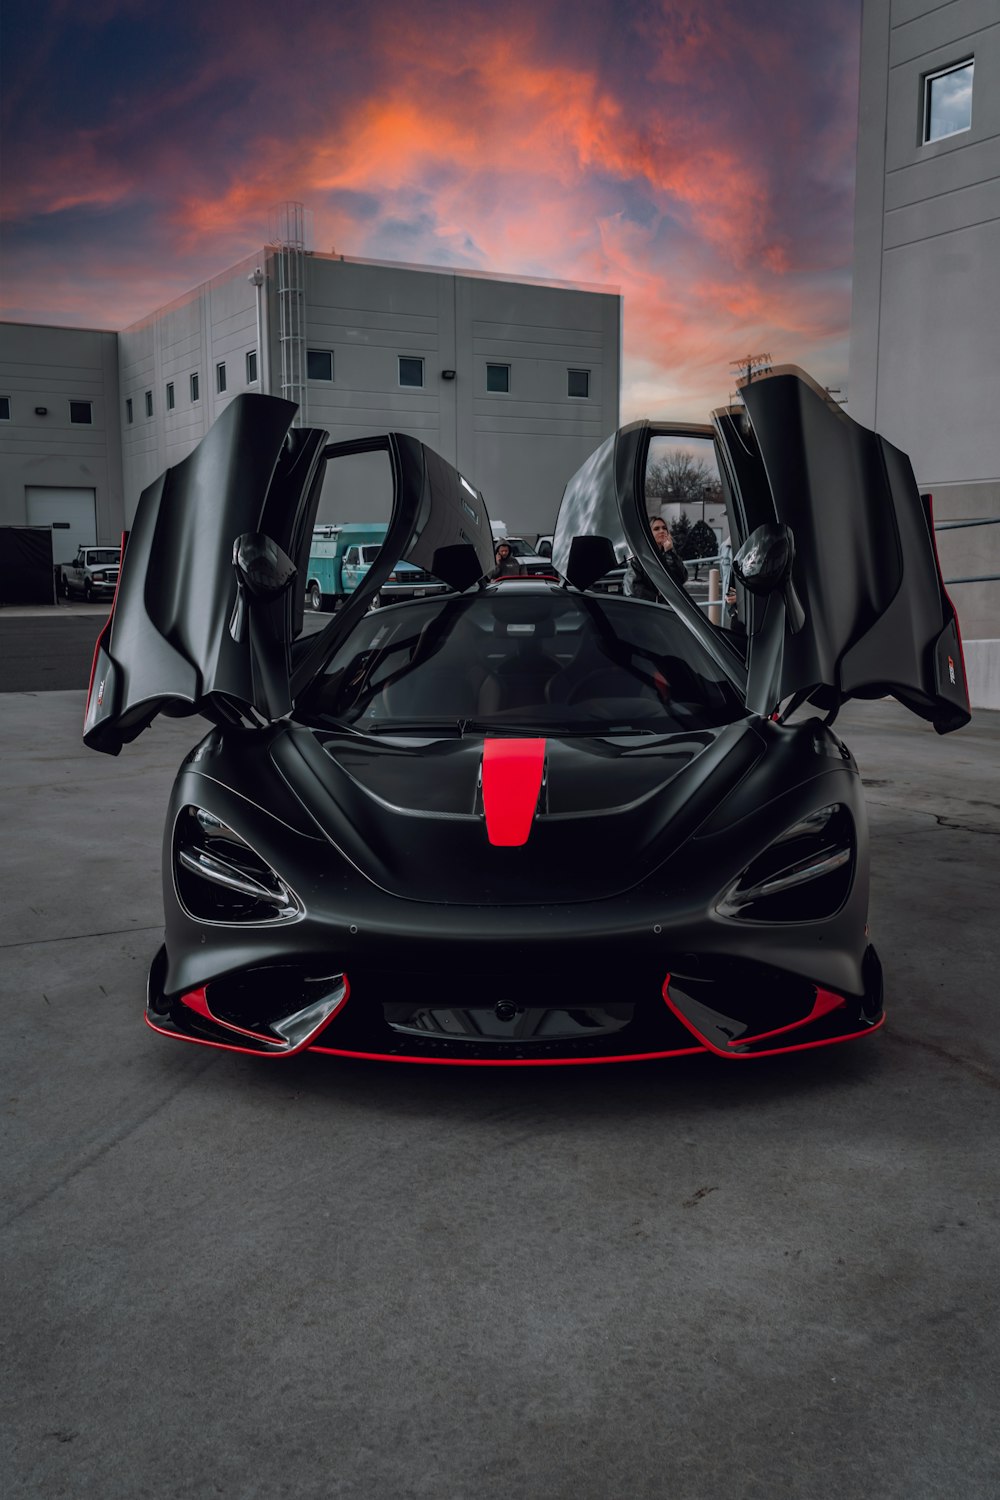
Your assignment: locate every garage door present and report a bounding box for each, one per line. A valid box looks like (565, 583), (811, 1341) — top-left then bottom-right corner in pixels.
(26, 487), (97, 565)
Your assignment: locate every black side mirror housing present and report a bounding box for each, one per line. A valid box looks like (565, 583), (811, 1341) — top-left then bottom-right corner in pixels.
(734, 523), (805, 634)
(230, 533), (297, 645)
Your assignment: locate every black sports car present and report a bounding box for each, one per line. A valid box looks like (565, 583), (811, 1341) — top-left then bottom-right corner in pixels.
(84, 367), (969, 1065)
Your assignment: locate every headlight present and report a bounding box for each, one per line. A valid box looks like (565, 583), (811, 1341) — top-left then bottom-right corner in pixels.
(716, 804), (854, 921)
(174, 806), (302, 924)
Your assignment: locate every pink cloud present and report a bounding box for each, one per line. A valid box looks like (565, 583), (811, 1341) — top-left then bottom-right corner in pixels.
(2, 0), (860, 417)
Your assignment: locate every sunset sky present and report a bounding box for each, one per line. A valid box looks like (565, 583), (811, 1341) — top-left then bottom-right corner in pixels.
(1, 0), (863, 420)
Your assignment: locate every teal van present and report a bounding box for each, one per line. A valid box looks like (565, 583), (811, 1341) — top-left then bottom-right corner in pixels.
(305, 524), (448, 611)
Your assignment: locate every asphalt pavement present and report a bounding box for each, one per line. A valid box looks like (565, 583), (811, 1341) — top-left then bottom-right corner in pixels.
(2, 618), (999, 1499)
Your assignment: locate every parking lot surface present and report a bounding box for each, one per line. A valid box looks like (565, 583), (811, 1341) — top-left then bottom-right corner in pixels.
(2, 658), (999, 1496)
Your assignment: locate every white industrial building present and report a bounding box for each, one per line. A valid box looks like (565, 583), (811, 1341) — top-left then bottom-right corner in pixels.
(850, 0), (999, 704)
(1, 237), (621, 564)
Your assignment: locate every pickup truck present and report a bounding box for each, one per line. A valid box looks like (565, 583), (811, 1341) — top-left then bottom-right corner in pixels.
(305, 525), (449, 611)
(59, 545), (121, 602)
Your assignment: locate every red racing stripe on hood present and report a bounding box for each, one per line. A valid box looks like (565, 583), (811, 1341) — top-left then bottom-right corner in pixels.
(482, 738), (546, 846)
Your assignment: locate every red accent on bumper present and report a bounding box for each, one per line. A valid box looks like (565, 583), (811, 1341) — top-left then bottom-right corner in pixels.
(661, 974), (883, 1059)
(307, 1044), (706, 1066)
(161, 976), (351, 1056)
(726, 986), (846, 1048)
(481, 738), (546, 846)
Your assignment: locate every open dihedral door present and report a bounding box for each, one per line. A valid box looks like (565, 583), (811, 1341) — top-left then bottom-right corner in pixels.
(549, 421), (748, 695)
(84, 394), (498, 756)
(84, 395), (328, 755)
(714, 367), (969, 732)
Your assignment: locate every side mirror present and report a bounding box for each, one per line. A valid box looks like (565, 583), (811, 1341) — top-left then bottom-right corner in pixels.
(233, 532), (296, 601)
(733, 523), (804, 633)
(230, 532), (296, 643)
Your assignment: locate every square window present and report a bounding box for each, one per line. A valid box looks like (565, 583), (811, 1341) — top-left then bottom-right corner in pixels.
(190, 372), (200, 402)
(125, 397), (133, 424)
(166, 382), (175, 411)
(216, 362), (227, 394)
(70, 400), (93, 424)
(0, 396), (10, 421)
(567, 368), (590, 399)
(246, 349), (258, 384)
(307, 349), (333, 381)
(145, 390), (153, 417)
(398, 356), (424, 388)
(486, 363), (510, 393)
(924, 59), (974, 143)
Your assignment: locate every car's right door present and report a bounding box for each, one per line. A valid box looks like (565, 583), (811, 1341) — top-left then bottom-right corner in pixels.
(714, 365), (970, 732)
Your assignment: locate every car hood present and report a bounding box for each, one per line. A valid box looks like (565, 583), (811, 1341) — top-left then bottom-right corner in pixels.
(270, 720), (764, 905)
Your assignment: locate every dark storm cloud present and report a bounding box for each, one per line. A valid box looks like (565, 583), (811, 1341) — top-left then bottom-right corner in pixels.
(0, 0), (862, 415)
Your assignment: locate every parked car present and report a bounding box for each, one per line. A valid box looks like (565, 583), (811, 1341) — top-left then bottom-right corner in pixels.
(59, 545), (120, 602)
(83, 376), (968, 1066)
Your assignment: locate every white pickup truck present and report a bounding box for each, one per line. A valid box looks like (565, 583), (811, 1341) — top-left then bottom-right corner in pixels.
(59, 545), (121, 602)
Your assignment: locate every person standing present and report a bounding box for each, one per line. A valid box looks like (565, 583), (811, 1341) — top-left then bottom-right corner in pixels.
(490, 541), (523, 578)
(624, 516), (688, 599)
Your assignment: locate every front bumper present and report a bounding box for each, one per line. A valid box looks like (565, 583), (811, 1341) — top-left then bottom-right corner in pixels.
(145, 944), (884, 1064)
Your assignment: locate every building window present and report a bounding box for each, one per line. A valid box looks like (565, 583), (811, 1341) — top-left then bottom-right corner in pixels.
(486, 364), (510, 393)
(307, 349), (333, 381)
(70, 400), (93, 424)
(190, 372), (200, 403)
(145, 390), (153, 417)
(216, 362), (227, 394)
(398, 356), (424, 388)
(567, 369), (590, 398)
(0, 396), (10, 421)
(246, 349), (258, 384)
(924, 59), (974, 143)
(166, 382), (175, 411)
(125, 397), (133, 424)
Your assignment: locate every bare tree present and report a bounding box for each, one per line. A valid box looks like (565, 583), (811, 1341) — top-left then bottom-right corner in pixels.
(646, 453), (722, 512)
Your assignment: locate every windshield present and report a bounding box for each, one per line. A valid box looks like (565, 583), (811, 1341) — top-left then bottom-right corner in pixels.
(297, 592), (747, 735)
(88, 550), (120, 565)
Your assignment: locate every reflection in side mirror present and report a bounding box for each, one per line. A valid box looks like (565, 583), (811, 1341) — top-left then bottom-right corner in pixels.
(233, 533), (297, 601)
(733, 524), (793, 595)
(230, 532), (297, 645)
(734, 524), (805, 635)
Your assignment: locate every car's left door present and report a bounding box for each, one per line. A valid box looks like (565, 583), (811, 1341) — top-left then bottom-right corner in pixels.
(84, 396), (498, 754)
(84, 394), (328, 753)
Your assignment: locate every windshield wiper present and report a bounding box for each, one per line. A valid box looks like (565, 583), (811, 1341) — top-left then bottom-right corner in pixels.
(361, 719), (471, 736)
(361, 718), (553, 737)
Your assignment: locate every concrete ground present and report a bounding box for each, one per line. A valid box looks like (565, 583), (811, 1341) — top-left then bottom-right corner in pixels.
(1, 619), (999, 1498)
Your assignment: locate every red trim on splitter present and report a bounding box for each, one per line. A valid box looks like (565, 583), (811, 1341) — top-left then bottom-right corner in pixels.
(481, 738), (546, 846)
(726, 986), (846, 1048)
(308, 1044), (707, 1066)
(661, 975), (884, 1060)
(146, 976), (352, 1057)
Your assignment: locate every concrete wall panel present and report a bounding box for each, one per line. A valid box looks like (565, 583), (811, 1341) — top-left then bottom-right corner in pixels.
(0, 323), (122, 543)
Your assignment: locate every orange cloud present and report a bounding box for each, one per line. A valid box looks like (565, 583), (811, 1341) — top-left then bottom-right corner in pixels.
(3, 0), (859, 417)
